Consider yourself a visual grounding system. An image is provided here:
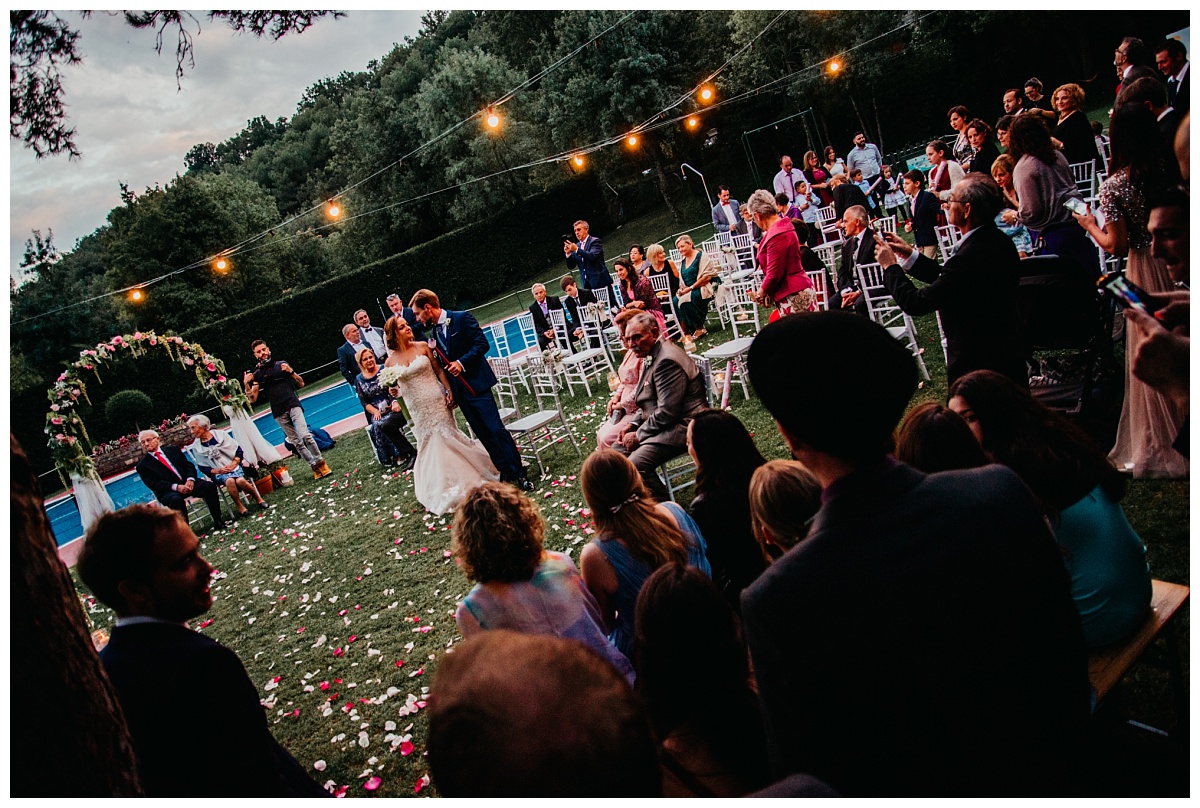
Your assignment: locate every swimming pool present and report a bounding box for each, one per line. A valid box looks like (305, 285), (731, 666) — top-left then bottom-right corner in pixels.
(45, 381), (366, 548)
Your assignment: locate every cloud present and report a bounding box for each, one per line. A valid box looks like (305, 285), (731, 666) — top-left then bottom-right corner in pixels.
(10, 10), (423, 275)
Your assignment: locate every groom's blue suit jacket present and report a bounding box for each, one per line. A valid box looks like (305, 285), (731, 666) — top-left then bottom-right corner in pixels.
(435, 310), (497, 395)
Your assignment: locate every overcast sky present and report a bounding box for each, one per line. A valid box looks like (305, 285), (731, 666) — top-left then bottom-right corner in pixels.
(9, 10), (425, 278)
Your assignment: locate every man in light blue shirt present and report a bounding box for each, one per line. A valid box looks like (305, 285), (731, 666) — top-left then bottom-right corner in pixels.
(846, 132), (885, 210)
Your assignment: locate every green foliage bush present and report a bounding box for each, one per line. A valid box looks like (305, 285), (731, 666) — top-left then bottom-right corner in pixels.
(185, 174), (612, 376)
(104, 390), (154, 432)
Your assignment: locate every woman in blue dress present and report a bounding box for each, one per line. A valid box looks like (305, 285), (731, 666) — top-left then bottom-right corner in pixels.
(578, 450), (711, 658)
(673, 234), (720, 340)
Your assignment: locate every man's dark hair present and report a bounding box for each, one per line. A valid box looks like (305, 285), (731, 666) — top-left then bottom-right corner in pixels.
(1157, 38), (1188, 60)
(852, 130), (865, 139)
(790, 218), (810, 243)
(1122, 36), (1149, 66)
(748, 312), (917, 461)
(428, 631), (660, 797)
(1024, 77), (1044, 94)
(77, 504), (183, 615)
(903, 169), (925, 186)
(250, 339), (266, 351)
(1117, 75), (1169, 108)
(1148, 182), (1190, 211)
(717, 184), (730, 193)
(1004, 87), (1026, 102)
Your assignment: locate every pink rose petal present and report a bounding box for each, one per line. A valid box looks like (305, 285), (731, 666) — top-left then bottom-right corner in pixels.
(400, 741), (415, 756)
(363, 777), (381, 791)
(413, 775), (430, 794)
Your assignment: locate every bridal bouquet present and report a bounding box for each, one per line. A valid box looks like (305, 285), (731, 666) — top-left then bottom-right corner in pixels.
(378, 365), (404, 396)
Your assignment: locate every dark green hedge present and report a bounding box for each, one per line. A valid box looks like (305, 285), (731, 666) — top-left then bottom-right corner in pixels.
(185, 174), (611, 378)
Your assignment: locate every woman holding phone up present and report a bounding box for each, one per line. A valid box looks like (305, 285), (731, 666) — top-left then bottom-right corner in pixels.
(1072, 104), (1185, 479)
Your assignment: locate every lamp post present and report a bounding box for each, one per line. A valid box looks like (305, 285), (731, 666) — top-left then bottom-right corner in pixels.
(679, 163), (713, 209)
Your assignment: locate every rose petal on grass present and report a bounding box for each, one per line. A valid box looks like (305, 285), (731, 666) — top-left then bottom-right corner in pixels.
(363, 776), (382, 791)
(400, 740), (415, 756)
(414, 774), (430, 794)
(314, 760), (327, 771)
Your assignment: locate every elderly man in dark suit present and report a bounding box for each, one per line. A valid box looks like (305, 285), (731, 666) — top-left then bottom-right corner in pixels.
(76, 504), (329, 797)
(385, 292), (422, 335)
(135, 429), (226, 531)
(613, 312), (708, 501)
(742, 312), (1089, 796)
(528, 282), (570, 350)
(829, 205), (875, 314)
(336, 323), (368, 385)
(1115, 36), (1163, 98)
(876, 173), (1026, 385)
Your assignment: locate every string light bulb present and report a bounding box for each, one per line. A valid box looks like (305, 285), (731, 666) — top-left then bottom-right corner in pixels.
(129, 288), (146, 303)
(572, 154), (585, 168)
(485, 109), (501, 129)
(326, 201), (342, 219)
(213, 256), (230, 273)
(699, 84), (715, 103)
(687, 116), (699, 129)
(626, 134), (639, 147)
(827, 59), (841, 73)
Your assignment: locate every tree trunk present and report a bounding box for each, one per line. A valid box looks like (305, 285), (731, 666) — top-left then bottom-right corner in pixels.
(650, 148), (683, 221)
(11, 434), (143, 796)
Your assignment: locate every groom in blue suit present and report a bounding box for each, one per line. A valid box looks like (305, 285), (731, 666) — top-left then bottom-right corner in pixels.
(410, 288), (534, 492)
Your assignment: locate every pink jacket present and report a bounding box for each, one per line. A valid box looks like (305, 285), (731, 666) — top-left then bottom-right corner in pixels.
(758, 217), (814, 303)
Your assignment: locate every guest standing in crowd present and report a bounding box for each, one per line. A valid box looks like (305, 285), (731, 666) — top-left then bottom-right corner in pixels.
(245, 340), (330, 480)
(564, 219), (613, 301)
(823, 145), (846, 178)
(1074, 103), (1188, 478)
(1051, 83), (1103, 167)
(792, 179), (823, 246)
(578, 450), (711, 658)
(947, 105), (974, 165)
(1156, 37), (1190, 116)
(845, 131), (885, 209)
(452, 481), (634, 682)
(747, 460), (822, 563)
(802, 150), (834, 207)
(881, 165), (910, 221)
(674, 234), (719, 340)
(902, 170), (940, 259)
(772, 155), (804, 205)
(1008, 115), (1100, 276)
(964, 118), (1001, 174)
(948, 370), (1153, 648)
(828, 173), (870, 221)
(711, 185), (742, 235)
(926, 139), (965, 204)
(687, 409), (769, 612)
(634, 564), (771, 796)
(748, 189), (816, 316)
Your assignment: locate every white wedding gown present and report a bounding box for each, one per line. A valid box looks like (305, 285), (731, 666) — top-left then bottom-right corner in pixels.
(390, 354), (498, 515)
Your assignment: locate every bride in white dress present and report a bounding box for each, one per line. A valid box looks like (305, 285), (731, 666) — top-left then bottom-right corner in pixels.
(382, 317), (499, 515)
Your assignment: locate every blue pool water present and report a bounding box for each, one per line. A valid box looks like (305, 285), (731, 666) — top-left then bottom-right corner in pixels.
(46, 381), (366, 548)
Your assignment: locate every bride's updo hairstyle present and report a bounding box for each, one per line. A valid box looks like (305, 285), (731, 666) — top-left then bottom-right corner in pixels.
(580, 450), (686, 569)
(384, 315), (409, 351)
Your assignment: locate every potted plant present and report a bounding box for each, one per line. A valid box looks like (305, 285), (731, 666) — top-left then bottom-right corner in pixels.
(269, 460), (294, 488)
(249, 464), (274, 497)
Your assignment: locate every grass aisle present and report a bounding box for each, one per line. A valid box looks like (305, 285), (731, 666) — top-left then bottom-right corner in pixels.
(72, 309), (1188, 797)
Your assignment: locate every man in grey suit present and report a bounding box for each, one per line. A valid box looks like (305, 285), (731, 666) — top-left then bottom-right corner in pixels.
(614, 313), (708, 500)
(741, 312), (1089, 796)
(711, 185), (741, 235)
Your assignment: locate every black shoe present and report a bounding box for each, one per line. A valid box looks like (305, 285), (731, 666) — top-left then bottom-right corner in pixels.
(402, 453), (418, 472)
(256, 501), (270, 512)
(516, 476), (536, 493)
(212, 521), (228, 532)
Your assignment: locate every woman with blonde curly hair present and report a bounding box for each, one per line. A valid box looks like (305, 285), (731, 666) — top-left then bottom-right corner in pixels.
(748, 460), (822, 563)
(579, 450), (711, 657)
(452, 481), (633, 681)
(1051, 82), (1102, 167)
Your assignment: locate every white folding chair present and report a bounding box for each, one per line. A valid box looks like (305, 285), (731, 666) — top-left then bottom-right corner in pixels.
(505, 353), (581, 477)
(872, 215), (897, 235)
(592, 285), (615, 313)
(656, 453), (698, 503)
(549, 309), (614, 397)
(1069, 160), (1098, 206)
(647, 273), (684, 341)
(702, 336), (755, 403)
(813, 241), (839, 273)
(690, 354), (717, 407)
(722, 276), (763, 339)
(935, 224), (963, 264)
(1099, 135), (1112, 175)
(669, 248), (683, 266)
(730, 232), (755, 268)
(486, 357), (522, 423)
(816, 205), (842, 243)
(575, 300), (621, 366)
(504, 313), (539, 393)
(854, 262), (931, 381)
(806, 269), (830, 311)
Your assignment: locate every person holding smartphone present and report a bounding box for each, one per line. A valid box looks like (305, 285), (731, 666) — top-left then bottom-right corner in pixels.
(1074, 103), (1187, 478)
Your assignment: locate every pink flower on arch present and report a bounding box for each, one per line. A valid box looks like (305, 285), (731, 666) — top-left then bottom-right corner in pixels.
(50, 404), (60, 412)
(51, 417), (63, 425)
(111, 336), (124, 345)
(132, 331), (143, 340)
(206, 363), (217, 372)
(184, 358), (194, 366)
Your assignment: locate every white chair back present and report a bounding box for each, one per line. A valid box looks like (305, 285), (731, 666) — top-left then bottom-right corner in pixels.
(548, 308), (577, 354)
(854, 262), (930, 381)
(1069, 160), (1097, 205)
(723, 277), (762, 339)
(806, 269), (829, 311)
(730, 232), (755, 268)
(813, 241), (838, 271)
(487, 357), (521, 421)
(514, 311), (538, 354)
(935, 224), (963, 263)
(487, 321), (511, 357)
(592, 286), (613, 311)
(873, 215), (897, 235)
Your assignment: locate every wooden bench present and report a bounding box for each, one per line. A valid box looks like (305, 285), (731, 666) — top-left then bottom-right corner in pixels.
(1088, 579), (1189, 730)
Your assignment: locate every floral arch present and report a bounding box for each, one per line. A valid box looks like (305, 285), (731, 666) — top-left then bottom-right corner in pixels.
(45, 330), (278, 527)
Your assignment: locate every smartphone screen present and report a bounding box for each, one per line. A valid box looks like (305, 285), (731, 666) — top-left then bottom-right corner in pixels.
(1099, 273), (1160, 315)
(1063, 197), (1088, 216)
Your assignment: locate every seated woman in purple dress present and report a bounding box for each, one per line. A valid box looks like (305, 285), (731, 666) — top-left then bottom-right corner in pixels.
(597, 310), (644, 450)
(452, 481), (634, 682)
(616, 258), (668, 337)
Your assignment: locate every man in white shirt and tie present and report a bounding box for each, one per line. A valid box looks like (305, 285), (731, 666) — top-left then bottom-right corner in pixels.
(1156, 38), (1190, 116)
(711, 185), (741, 235)
(773, 155), (802, 205)
(354, 309), (388, 362)
(134, 429), (227, 531)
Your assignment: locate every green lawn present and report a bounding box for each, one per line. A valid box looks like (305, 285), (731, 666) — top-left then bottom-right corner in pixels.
(69, 205), (1188, 797)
